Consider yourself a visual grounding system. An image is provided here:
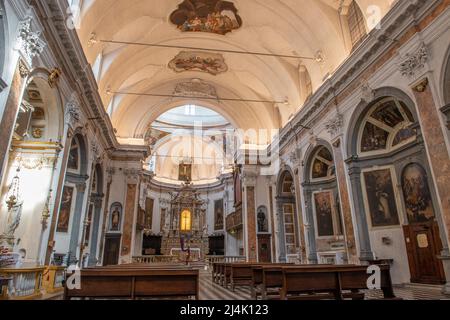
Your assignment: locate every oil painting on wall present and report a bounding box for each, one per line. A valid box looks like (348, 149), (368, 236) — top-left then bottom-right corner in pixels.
(214, 199), (224, 230)
(363, 169), (400, 227)
(401, 163), (435, 224)
(57, 186), (74, 232)
(313, 191), (334, 237)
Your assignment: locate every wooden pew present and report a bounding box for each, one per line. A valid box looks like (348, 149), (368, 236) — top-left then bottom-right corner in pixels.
(279, 264), (397, 300)
(64, 268), (199, 300)
(250, 264), (296, 299)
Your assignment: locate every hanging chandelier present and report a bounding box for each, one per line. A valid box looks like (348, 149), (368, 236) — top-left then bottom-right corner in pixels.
(6, 169), (21, 211)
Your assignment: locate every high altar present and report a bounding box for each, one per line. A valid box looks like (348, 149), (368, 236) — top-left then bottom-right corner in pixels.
(161, 181), (209, 261)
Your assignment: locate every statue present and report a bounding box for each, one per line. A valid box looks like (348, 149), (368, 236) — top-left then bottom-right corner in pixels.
(0, 201), (24, 249)
(257, 209), (267, 233)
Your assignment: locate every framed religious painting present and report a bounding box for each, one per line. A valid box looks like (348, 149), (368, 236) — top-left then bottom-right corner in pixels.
(401, 163), (435, 224)
(362, 167), (400, 228)
(313, 191), (335, 238)
(214, 199), (224, 230)
(56, 185), (74, 232)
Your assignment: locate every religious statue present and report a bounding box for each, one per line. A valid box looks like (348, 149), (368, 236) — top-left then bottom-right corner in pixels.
(257, 209), (267, 233)
(0, 201), (24, 249)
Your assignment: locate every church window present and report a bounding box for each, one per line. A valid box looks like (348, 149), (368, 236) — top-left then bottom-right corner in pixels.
(347, 1), (367, 48)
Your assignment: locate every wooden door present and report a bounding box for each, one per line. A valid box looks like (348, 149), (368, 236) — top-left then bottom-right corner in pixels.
(403, 221), (445, 284)
(257, 234), (272, 263)
(103, 235), (121, 266)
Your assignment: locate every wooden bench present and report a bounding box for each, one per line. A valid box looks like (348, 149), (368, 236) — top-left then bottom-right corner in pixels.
(64, 267), (199, 300)
(250, 264), (297, 299)
(280, 264), (397, 300)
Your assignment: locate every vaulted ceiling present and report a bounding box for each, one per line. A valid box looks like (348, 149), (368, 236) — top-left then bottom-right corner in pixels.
(75, 0), (394, 144)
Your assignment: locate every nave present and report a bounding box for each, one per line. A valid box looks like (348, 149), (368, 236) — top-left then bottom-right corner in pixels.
(1, 0), (450, 303)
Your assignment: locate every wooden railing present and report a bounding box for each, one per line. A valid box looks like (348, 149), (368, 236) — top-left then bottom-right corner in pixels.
(205, 255), (246, 266)
(43, 266), (66, 294)
(132, 255), (176, 264)
(0, 266), (45, 300)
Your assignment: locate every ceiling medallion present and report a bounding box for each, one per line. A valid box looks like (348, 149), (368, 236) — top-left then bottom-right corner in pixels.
(174, 78), (218, 99)
(170, 0), (242, 35)
(168, 51), (228, 75)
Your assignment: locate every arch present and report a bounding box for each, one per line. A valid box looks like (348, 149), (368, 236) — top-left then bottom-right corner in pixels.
(346, 86), (419, 157)
(303, 140), (336, 182)
(345, 90), (448, 281)
(302, 140), (345, 263)
(443, 47), (450, 104)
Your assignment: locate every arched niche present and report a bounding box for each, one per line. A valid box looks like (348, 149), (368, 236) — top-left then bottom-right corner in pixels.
(13, 76), (63, 144)
(346, 88), (447, 284)
(256, 205), (269, 233)
(302, 142), (345, 264)
(275, 168), (300, 263)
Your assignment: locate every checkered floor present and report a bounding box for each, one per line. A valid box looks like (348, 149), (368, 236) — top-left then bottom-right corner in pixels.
(199, 269), (450, 300)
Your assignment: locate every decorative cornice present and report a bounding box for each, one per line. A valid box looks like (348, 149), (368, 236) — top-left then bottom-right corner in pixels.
(325, 113), (344, 137)
(399, 42), (429, 78)
(16, 16), (46, 64)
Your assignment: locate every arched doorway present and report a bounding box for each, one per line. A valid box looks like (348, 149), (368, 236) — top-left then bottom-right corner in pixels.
(53, 133), (88, 266)
(276, 169), (300, 263)
(302, 143), (346, 264)
(347, 91), (446, 284)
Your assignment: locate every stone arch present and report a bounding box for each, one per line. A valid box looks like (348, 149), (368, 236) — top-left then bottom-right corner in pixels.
(346, 86), (418, 158)
(302, 141), (346, 263)
(345, 89), (448, 284)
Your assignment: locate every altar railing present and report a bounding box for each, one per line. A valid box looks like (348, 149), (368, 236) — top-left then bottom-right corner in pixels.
(205, 255), (246, 266)
(132, 255), (176, 264)
(42, 266), (66, 294)
(0, 266), (45, 300)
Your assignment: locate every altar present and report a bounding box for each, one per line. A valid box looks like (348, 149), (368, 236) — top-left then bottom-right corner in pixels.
(161, 181), (209, 260)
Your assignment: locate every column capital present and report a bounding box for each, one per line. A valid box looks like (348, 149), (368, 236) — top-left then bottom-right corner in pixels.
(411, 77), (429, 93)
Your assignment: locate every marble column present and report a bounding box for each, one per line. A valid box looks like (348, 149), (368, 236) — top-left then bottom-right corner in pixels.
(121, 183), (137, 262)
(275, 196), (287, 262)
(245, 185), (257, 262)
(267, 177), (277, 262)
(120, 170), (140, 263)
(411, 77), (450, 294)
(97, 167), (114, 265)
(242, 169), (257, 262)
(332, 137), (358, 263)
(347, 167), (374, 262)
(88, 194), (104, 265)
(0, 60), (27, 183)
(68, 181), (87, 265)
